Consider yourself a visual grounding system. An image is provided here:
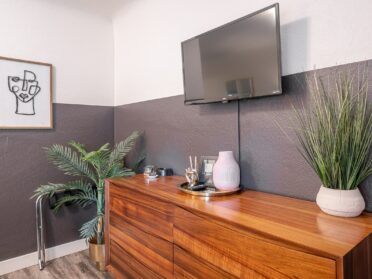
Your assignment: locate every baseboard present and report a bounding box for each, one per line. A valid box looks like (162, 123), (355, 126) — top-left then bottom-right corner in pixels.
(0, 239), (88, 276)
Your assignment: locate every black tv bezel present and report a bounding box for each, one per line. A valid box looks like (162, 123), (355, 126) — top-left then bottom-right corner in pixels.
(182, 3), (282, 105)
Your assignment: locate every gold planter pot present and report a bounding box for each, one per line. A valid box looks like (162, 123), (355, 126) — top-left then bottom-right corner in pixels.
(89, 238), (105, 271)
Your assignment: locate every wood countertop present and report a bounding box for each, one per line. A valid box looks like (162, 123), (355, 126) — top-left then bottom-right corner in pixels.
(106, 175), (372, 261)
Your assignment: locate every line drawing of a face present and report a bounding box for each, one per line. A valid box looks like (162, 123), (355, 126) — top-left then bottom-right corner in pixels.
(8, 70), (41, 115)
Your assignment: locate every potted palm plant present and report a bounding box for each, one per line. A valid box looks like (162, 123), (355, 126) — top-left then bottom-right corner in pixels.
(294, 72), (371, 217)
(33, 131), (144, 270)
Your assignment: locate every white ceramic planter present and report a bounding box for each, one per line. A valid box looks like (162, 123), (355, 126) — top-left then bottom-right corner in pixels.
(316, 186), (365, 217)
(213, 151), (240, 191)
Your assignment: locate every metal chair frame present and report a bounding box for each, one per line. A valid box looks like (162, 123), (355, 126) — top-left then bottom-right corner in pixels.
(35, 195), (46, 270)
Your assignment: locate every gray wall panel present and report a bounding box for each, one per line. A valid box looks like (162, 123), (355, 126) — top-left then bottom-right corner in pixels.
(240, 61), (372, 201)
(0, 103), (114, 261)
(115, 60), (372, 208)
(115, 95), (239, 175)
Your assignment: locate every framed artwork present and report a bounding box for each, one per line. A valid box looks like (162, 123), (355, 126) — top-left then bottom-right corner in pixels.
(0, 56), (53, 129)
(199, 156), (218, 186)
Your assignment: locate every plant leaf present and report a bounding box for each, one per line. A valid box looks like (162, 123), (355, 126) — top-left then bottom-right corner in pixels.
(32, 180), (93, 199)
(45, 144), (98, 185)
(292, 70), (372, 190)
(68, 141), (88, 156)
(53, 190), (97, 212)
(109, 131), (141, 166)
(79, 215), (101, 240)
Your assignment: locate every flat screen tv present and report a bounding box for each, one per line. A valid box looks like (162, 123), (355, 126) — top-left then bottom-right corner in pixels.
(182, 4), (282, 105)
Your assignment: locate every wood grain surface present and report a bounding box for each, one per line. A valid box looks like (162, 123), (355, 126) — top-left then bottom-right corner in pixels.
(110, 213), (173, 278)
(107, 175), (372, 258)
(109, 186), (174, 241)
(109, 241), (162, 279)
(174, 206), (335, 278)
(174, 245), (239, 279)
(105, 175), (372, 278)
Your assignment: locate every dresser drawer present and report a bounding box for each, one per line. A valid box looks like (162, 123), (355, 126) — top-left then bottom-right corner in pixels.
(110, 240), (162, 279)
(110, 184), (174, 215)
(109, 192), (174, 241)
(174, 207), (336, 279)
(110, 212), (173, 279)
(174, 245), (248, 279)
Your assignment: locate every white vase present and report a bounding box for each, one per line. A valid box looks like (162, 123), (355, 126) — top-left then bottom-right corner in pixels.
(213, 151), (240, 191)
(316, 185), (365, 217)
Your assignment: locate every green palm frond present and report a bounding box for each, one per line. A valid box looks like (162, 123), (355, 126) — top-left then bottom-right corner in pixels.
(123, 167), (136, 175)
(105, 164), (126, 178)
(109, 131), (141, 166)
(105, 164), (136, 178)
(83, 143), (111, 177)
(53, 189), (97, 212)
(69, 141), (88, 156)
(83, 143), (110, 163)
(32, 180), (93, 199)
(46, 145), (98, 185)
(35, 131), (142, 244)
(79, 215), (101, 240)
(133, 150), (146, 173)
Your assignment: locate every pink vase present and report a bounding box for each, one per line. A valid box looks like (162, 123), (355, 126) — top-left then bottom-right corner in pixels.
(213, 151), (240, 191)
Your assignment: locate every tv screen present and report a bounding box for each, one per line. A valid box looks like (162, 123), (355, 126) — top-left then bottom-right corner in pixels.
(182, 4), (282, 105)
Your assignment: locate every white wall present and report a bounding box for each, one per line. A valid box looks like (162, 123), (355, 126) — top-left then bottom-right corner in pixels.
(3, 0), (371, 106)
(113, 0), (372, 105)
(0, 0), (114, 106)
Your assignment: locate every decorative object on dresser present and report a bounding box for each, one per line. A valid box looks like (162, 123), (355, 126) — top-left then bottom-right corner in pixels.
(185, 155), (199, 187)
(213, 151), (240, 191)
(157, 168), (174, 176)
(33, 131), (142, 271)
(144, 165), (157, 177)
(105, 175), (372, 279)
(177, 181), (240, 197)
(199, 155), (217, 186)
(316, 186), (366, 218)
(293, 71), (371, 217)
(0, 56), (53, 129)
(179, 154), (240, 196)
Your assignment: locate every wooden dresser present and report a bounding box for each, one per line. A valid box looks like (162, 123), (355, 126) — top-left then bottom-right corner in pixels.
(105, 175), (372, 279)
